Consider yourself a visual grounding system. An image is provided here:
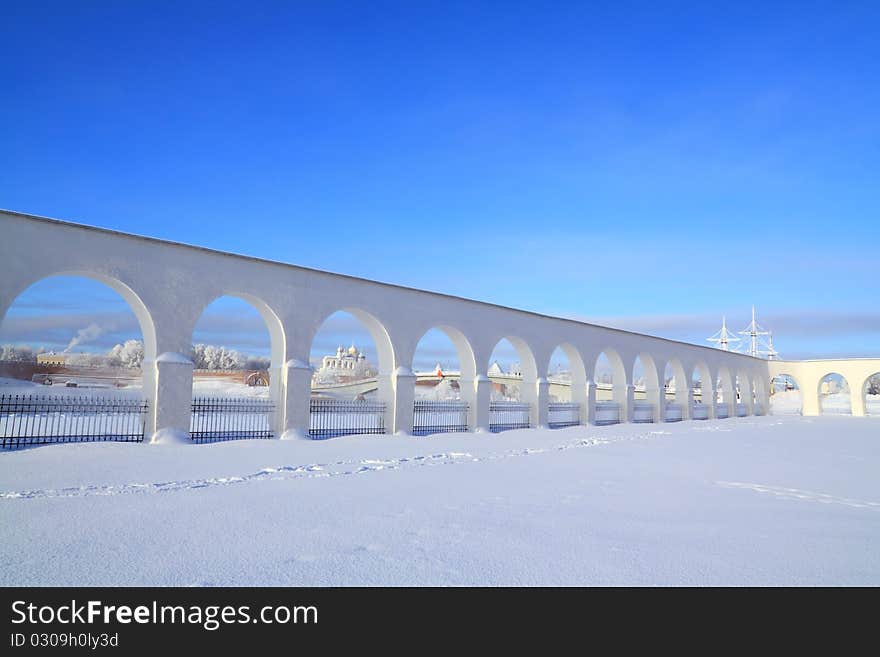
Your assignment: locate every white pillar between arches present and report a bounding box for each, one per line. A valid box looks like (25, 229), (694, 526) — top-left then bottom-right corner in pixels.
(473, 375), (492, 432)
(280, 359), (312, 440)
(586, 382), (597, 424)
(851, 390), (866, 417)
(645, 385), (661, 423)
(625, 384), (635, 423)
(149, 352), (193, 442)
(534, 378), (550, 428)
(801, 378), (820, 417)
(391, 367), (416, 435)
(570, 381), (589, 426)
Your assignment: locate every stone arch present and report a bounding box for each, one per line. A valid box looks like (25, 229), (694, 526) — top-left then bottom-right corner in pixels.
(862, 372), (880, 416)
(663, 358), (689, 419)
(190, 292), (286, 371)
(1, 270), (157, 364)
(715, 365), (735, 417)
(410, 324), (477, 382)
(593, 348), (627, 420)
(770, 372), (802, 415)
(735, 371), (752, 415)
(547, 342), (588, 402)
(632, 352), (660, 422)
(818, 372), (852, 415)
(691, 361), (712, 401)
(753, 375), (767, 415)
(309, 307), (396, 377)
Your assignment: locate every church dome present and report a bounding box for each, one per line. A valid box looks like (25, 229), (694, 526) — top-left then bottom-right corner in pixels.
(348, 344), (359, 356)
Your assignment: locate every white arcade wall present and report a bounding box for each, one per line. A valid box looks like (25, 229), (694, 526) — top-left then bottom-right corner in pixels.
(1, 209), (773, 441)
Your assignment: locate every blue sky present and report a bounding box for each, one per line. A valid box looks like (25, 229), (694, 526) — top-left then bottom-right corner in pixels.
(1, 1), (878, 363)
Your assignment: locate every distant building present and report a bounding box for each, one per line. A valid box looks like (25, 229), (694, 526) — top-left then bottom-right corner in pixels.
(488, 360), (522, 377)
(317, 345), (374, 381)
(37, 352), (68, 366)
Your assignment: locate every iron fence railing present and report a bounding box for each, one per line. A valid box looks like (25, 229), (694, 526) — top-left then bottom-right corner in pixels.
(632, 402), (655, 423)
(664, 403), (684, 422)
(548, 402), (580, 428)
(412, 399), (468, 436)
(0, 394), (148, 448)
(691, 403), (710, 420)
(190, 396), (275, 443)
(594, 401), (620, 425)
(715, 403), (730, 419)
(489, 400), (530, 433)
(735, 403), (748, 417)
(309, 397), (386, 439)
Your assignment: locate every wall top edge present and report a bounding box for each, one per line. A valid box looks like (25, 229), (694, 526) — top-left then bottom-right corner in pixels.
(0, 208), (766, 361)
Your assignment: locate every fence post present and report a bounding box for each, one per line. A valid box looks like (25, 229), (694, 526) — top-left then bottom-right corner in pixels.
(391, 366), (416, 435)
(150, 352), (193, 443)
(281, 359), (313, 439)
(535, 377), (550, 428)
(473, 374), (492, 432)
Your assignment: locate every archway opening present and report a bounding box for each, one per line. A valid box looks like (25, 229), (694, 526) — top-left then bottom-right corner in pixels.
(548, 345), (572, 402)
(770, 374), (801, 415)
(547, 344), (583, 428)
(488, 338), (523, 401)
(663, 360), (687, 421)
(191, 296), (273, 398)
(594, 350), (624, 425)
(691, 362), (711, 419)
(715, 367), (733, 418)
(735, 374), (750, 416)
(412, 328), (462, 401)
(818, 373), (851, 415)
(488, 337), (535, 432)
(632, 354), (658, 423)
(310, 311), (381, 397)
(864, 373), (880, 416)
(189, 295), (279, 442)
(753, 375), (766, 415)
(410, 327), (472, 435)
(0, 274), (152, 446)
(308, 309), (390, 439)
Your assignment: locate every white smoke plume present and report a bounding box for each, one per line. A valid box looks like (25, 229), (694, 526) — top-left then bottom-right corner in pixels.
(64, 323), (104, 353)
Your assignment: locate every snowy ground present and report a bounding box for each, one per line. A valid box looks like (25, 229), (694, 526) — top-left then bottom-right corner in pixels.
(1, 415), (878, 586)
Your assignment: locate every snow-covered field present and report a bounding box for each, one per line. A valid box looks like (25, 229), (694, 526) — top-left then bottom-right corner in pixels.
(2, 415), (878, 586)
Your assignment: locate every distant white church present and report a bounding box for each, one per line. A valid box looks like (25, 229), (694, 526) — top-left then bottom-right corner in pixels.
(316, 344), (375, 381)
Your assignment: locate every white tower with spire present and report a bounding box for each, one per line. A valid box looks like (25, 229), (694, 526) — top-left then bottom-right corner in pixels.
(707, 316), (740, 351)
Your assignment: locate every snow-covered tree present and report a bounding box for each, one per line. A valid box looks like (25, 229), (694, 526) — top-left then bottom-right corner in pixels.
(0, 344), (43, 362)
(868, 374), (880, 396)
(191, 343), (247, 370)
(107, 340), (145, 369)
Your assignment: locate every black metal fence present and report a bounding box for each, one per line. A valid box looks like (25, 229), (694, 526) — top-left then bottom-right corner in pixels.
(309, 397), (386, 439)
(594, 401), (621, 425)
(691, 403), (710, 420)
(412, 399), (468, 436)
(632, 401), (655, 423)
(489, 400), (530, 433)
(548, 402), (580, 428)
(190, 396), (275, 443)
(664, 403), (684, 422)
(0, 394), (148, 448)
